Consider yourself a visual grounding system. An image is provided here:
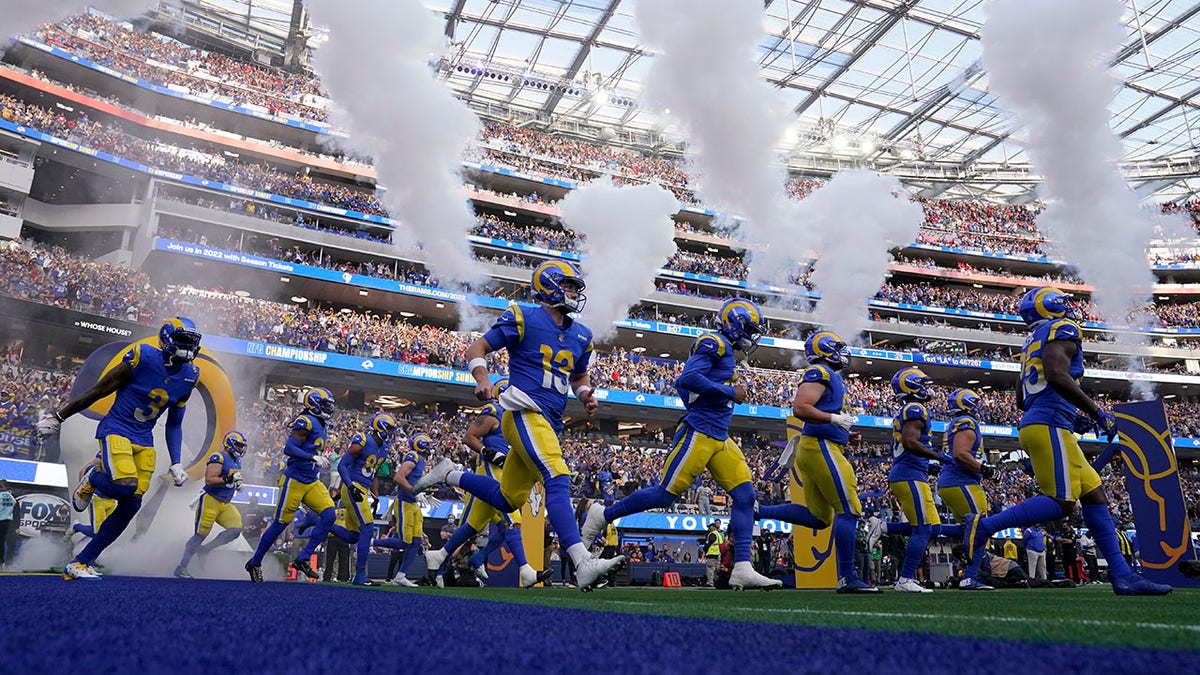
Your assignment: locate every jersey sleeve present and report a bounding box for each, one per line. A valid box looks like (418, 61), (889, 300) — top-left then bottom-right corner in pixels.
(902, 403), (928, 425)
(350, 432), (367, 447)
(121, 344), (144, 370)
(291, 415), (314, 433)
(1049, 319), (1082, 343)
(801, 365), (830, 385)
(482, 403), (500, 419)
(207, 452), (223, 465)
(951, 416), (978, 435)
(572, 335), (594, 375)
(690, 334), (726, 358)
(403, 451), (418, 465)
(483, 303), (524, 351)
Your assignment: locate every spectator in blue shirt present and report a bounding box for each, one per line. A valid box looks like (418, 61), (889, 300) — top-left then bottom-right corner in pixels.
(1024, 525), (1047, 580)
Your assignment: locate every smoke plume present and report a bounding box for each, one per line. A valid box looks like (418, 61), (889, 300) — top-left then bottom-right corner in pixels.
(982, 0), (1158, 394)
(559, 177), (679, 342)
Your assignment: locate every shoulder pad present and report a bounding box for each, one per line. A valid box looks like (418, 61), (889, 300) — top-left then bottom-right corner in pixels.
(291, 415), (313, 432)
(403, 452), (418, 464)
(801, 365), (830, 383)
(902, 403), (928, 422)
(1049, 319), (1082, 342)
(351, 432), (367, 447)
(207, 453), (223, 464)
(691, 333), (726, 357)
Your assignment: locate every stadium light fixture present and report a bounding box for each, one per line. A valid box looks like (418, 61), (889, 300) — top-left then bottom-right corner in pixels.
(280, 276), (290, 283)
(358, 289), (369, 296)
(340, 308), (352, 314)
(435, 302), (446, 308)
(233, 290), (250, 297)
(659, 352), (671, 358)
(632, 346), (646, 353)
(290, 296), (307, 303)
(399, 311), (416, 317)
(635, 332), (644, 338)
(967, 379), (979, 384)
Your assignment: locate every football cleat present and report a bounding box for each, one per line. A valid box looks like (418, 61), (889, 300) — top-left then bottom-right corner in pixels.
(1112, 573), (1172, 596)
(62, 561), (101, 581)
(729, 563), (783, 591)
(959, 577), (995, 591)
(424, 547), (448, 575)
(291, 558), (318, 581)
(836, 576), (881, 594)
(536, 568), (555, 587)
(390, 574), (419, 588)
(86, 565), (104, 577)
(473, 561), (489, 582)
(519, 563), (540, 588)
(351, 572), (374, 586)
(173, 565), (192, 580)
(434, 574), (445, 589)
(579, 502), (608, 549)
(71, 465), (97, 513)
(894, 577), (932, 593)
(575, 555), (626, 592)
(245, 561), (263, 583)
(412, 457), (461, 495)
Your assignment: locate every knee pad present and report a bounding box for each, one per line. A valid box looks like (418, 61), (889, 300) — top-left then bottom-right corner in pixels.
(729, 482), (756, 504)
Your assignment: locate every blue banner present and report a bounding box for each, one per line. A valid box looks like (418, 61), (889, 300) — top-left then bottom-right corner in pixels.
(0, 426), (39, 460)
(1112, 400), (1199, 587)
(613, 511), (796, 534)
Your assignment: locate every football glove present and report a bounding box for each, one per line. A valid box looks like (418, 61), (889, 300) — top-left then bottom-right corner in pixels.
(36, 413), (61, 438)
(927, 459), (942, 477)
(764, 436), (798, 483)
(979, 463), (996, 480)
(829, 413), (857, 431)
(347, 483), (366, 502)
(312, 453), (330, 470)
(168, 463), (188, 487)
(481, 447), (507, 468)
(231, 471), (244, 491)
(1095, 409), (1119, 443)
(1072, 412), (1096, 435)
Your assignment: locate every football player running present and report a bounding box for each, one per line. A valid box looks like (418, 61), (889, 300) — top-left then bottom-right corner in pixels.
(579, 298), (781, 590)
(175, 431), (247, 578)
(41, 318), (202, 581)
(961, 288), (1170, 595)
(756, 331), (880, 593)
(413, 261), (625, 591)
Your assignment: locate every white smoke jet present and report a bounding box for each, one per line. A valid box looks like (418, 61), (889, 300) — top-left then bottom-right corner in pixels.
(806, 170), (925, 343)
(634, 0), (805, 287)
(558, 177), (679, 342)
(1, 0), (156, 39)
(308, 0), (486, 314)
(982, 0), (1158, 396)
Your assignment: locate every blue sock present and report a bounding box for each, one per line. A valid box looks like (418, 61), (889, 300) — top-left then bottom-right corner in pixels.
(886, 522), (913, 536)
(1082, 503), (1132, 579)
(458, 473), (514, 512)
(373, 537), (403, 549)
(355, 524), (375, 575)
(250, 520), (287, 565)
(981, 495), (1065, 534)
(399, 540), (420, 574)
(299, 509), (337, 558)
(179, 533), (204, 568)
(329, 524), (359, 545)
(88, 472), (136, 500)
(544, 475), (582, 549)
(758, 503), (827, 529)
(934, 524), (963, 538)
(833, 514), (859, 581)
(901, 525), (933, 579)
(504, 525), (528, 567)
(200, 528), (242, 553)
(74, 496), (140, 566)
(603, 485), (675, 522)
(469, 524), (503, 569)
(729, 483), (755, 564)
(73, 524), (94, 538)
(439, 523), (480, 571)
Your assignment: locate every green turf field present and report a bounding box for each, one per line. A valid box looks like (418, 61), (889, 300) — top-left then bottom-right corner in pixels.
(371, 584), (1200, 651)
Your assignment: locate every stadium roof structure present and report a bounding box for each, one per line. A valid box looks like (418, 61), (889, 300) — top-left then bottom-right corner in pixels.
(427, 0), (1200, 204)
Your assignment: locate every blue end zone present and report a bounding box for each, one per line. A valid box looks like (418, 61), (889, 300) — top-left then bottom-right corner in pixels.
(1, 576), (1189, 674)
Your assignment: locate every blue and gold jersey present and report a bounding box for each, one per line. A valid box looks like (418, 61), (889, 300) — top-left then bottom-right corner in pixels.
(202, 450), (242, 503)
(889, 402), (931, 482)
(283, 412), (327, 483)
(675, 332), (737, 441)
(939, 415), (984, 488)
(798, 364), (850, 444)
(343, 432), (390, 488)
(479, 403), (509, 462)
(483, 302), (594, 431)
(1020, 318), (1084, 429)
(396, 451), (425, 503)
(95, 344), (199, 446)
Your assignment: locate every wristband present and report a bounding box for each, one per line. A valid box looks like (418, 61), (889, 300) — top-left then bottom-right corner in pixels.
(573, 385), (594, 398)
(468, 357), (488, 373)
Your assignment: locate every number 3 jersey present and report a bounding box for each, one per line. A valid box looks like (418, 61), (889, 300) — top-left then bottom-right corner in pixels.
(96, 343), (199, 446)
(1020, 318), (1084, 429)
(483, 302), (594, 431)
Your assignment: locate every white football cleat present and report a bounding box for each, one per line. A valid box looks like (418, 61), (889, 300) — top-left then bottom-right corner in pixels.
(424, 547), (447, 575)
(389, 574), (419, 588)
(412, 458), (461, 495)
(729, 562), (783, 591)
(71, 465), (97, 513)
(894, 577), (932, 593)
(579, 502), (608, 549)
(519, 563), (539, 588)
(473, 562), (489, 582)
(62, 561), (101, 581)
(435, 574), (445, 589)
(575, 555), (625, 592)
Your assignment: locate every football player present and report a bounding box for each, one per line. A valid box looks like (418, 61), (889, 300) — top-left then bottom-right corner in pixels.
(335, 412), (394, 585)
(425, 378), (545, 588)
(40, 318), (201, 581)
(245, 388), (351, 582)
(413, 260), (625, 591)
(175, 431), (247, 578)
(757, 331), (880, 593)
(385, 432), (433, 586)
(962, 287), (1170, 595)
(579, 298), (781, 590)
(932, 388), (995, 590)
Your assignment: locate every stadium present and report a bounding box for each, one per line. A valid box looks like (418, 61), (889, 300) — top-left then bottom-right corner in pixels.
(1, 0), (1200, 672)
